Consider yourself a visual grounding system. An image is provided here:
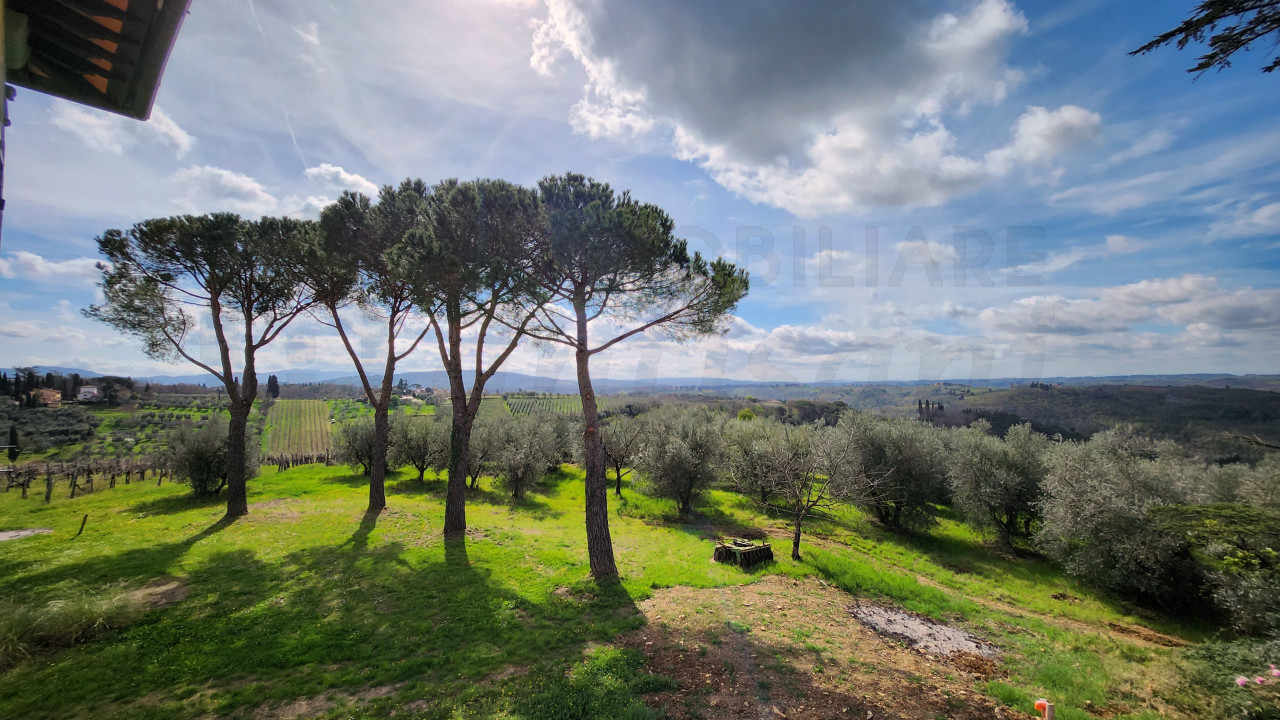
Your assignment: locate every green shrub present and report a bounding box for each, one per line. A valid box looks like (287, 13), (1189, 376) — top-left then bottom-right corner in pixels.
(163, 420), (258, 495)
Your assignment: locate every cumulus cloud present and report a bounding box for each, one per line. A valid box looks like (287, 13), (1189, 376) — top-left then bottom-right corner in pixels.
(531, 0), (1100, 215)
(303, 163), (380, 196)
(968, 274), (1280, 337)
(49, 102), (194, 158)
(0, 251), (102, 285)
(170, 166), (280, 216)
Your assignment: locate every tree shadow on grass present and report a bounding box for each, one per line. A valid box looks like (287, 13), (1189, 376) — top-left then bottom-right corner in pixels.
(390, 473), (565, 521)
(0, 516), (643, 720)
(128, 492), (225, 517)
(0, 514), (236, 597)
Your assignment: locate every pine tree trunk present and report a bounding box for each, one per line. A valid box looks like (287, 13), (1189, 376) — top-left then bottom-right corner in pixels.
(368, 404), (390, 512)
(225, 399), (252, 518)
(443, 397), (472, 539)
(576, 335), (618, 580)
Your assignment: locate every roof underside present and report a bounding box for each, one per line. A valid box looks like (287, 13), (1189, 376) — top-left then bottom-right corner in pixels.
(7, 0), (191, 120)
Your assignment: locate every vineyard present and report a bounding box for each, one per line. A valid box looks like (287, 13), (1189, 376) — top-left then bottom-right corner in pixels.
(265, 399), (332, 455)
(436, 396), (512, 421)
(505, 394), (620, 417)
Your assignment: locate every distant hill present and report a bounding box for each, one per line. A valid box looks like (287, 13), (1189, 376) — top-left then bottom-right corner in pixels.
(6, 365), (103, 379)
(944, 384), (1280, 462)
(7, 362), (1280, 397)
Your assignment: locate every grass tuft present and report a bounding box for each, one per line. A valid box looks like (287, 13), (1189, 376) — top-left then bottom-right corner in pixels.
(0, 581), (142, 668)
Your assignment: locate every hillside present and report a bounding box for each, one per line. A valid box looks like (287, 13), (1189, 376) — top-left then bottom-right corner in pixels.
(0, 462), (1258, 720)
(945, 384), (1280, 459)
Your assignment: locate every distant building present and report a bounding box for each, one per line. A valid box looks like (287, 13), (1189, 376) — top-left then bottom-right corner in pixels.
(36, 389), (61, 407)
(77, 386), (100, 401)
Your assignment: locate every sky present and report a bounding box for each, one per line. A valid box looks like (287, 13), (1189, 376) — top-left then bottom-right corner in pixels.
(1, 0), (1278, 387)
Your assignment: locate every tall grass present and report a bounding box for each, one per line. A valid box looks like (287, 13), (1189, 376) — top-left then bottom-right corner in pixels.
(0, 581), (142, 668)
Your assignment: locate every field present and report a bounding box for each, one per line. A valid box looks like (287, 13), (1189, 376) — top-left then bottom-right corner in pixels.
(265, 400), (332, 455)
(0, 459), (1257, 720)
(437, 396), (513, 422)
(505, 394), (622, 417)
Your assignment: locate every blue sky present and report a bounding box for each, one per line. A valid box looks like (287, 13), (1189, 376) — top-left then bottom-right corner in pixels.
(1, 0), (1278, 386)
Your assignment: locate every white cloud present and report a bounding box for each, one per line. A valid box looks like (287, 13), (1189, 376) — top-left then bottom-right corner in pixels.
(1101, 128), (1176, 167)
(303, 163), (380, 197)
(49, 102), (194, 159)
(296, 21), (321, 46)
(0, 251), (102, 285)
(531, 0), (1100, 215)
(983, 105), (1101, 178)
(1015, 233), (1147, 276)
(1206, 201), (1280, 241)
(967, 274), (1280, 338)
(170, 166), (280, 216)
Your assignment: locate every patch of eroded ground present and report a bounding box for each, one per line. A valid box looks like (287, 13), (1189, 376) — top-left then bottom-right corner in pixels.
(620, 575), (1011, 720)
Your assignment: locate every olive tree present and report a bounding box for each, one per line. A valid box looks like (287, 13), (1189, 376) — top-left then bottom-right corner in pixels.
(163, 420), (258, 496)
(390, 415), (450, 482)
(601, 413), (645, 496)
(86, 214), (313, 518)
(946, 422), (1049, 547)
(527, 174), (749, 579)
(495, 415), (559, 499)
(834, 413), (947, 527)
(298, 184), (432, 512)
(1036, 429), (1195, 601)
(465, 417), (502, 490)
(334, 416), (383, 477)
(725, 418), (872, 560)
(636, 406), (727, 517)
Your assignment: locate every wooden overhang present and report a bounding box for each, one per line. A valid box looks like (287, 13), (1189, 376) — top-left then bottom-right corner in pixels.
(7, 0), (191, 120)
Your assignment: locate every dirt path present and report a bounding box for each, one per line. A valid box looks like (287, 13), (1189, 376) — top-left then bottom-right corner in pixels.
(620, 575), (1012, 720)
(0, 527), (51, 542)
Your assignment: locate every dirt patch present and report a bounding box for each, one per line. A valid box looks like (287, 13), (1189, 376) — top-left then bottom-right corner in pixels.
(252, 695), (336, 720)
(0, 527), (52, 542)
(850, 602), (997, 657)
(129, 577), (190, 608)
(1105, 622), (1187, 648)
(1050, 592), (1081, 603)
(247, 499), (304, 522)
(251, 684), (402, 719)
(619, 575), (1011, 720)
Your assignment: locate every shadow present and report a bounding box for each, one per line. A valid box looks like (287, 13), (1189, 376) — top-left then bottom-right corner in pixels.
(129, 492), (226, 516)
(617, 588), (1009, 720)
(389, 472), (564, 521)
(350, 508), (381, 553)
(0, 514), (234, 596)
(444, 537), (469, 568)
(0, 510), (642, 720)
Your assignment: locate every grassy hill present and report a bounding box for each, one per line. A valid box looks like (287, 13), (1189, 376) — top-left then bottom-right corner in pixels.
(0, 462), (1258, 719)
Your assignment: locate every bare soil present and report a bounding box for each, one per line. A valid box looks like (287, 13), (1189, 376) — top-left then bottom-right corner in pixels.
(0, 527), (51, 542)
(619, 575), (1013, 720)
(850, 602), (997, 657)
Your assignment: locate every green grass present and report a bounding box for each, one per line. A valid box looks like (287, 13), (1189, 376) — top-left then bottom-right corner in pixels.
(0, 463), (1239, 719)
